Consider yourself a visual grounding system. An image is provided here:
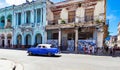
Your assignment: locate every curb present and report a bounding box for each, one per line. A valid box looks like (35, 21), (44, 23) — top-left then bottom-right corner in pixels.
(0, 58), (24, 70)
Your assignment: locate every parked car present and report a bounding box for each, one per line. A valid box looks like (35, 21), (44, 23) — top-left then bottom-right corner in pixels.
(27, 44), (60, 56)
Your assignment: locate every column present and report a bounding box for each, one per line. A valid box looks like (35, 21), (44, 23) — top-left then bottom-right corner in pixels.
(24, 12), (26, 24)
(30, 10), (32, 23)
(13, 32), (17, 48)
(22, 35), (25, 49)
(0, 35), (2, 47)
(22, 11), (24, 24)
(16, 13), (18, 26)
(40, 8), (42, 24)
(11, 34), (13, 48)
(45, 31), (47, 44)
(97, 28), (104, 48)
(34, 9), (36, 23)
(43, 6), (47, 26)
(93, 29), (97, 41)
(36, 9), (37, 23)
(5, 35), (7, 48)
(12, 13), (14, 27)
(31, 10), (34, 23)
(5, 16), (7, 28)
(58, 29), (62, 50)
(75, 27), (78, 53)
(31, 34), (35, 46)
(42, 8), (44, 24)
(14, 13), (17, 28)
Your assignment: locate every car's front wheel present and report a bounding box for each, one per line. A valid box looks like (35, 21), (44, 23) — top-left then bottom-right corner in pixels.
(28, 52), (33, 56)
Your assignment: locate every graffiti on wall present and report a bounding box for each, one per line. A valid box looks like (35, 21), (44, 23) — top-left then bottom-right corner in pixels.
(47, 39), (97, 53)
(78, 40), (97, 53)
(67, 40), (75, 52)
(47, 40), (58, 48)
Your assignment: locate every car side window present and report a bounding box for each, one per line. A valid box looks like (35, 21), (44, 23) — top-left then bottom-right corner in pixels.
(40, 46), (46, 48)
(50, 46), (52, 48)
(43, 46), (46, 48)
(36, 46), (41, 48)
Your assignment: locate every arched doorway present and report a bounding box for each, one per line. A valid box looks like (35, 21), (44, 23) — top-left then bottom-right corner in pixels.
(0, 16), (5, 29)
(1, 34), (5, 48)
(7, 34), (12, 48)
(2, 40), (4, 48)
(25, 34), (31, 48)
(17, 34), (22, 48)
(35, 34), (42, 46)
(6, 14), (12, 28)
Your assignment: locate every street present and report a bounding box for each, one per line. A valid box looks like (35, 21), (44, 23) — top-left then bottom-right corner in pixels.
(0, 49), (120, 70)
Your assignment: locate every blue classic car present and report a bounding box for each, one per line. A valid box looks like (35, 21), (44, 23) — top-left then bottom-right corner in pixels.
(27, 44), (59, 56)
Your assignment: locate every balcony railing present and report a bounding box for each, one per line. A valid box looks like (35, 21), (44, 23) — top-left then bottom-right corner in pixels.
(0, 28), (13, 33)
(48, 20), (58, 25)
(19, 23), (34, 28)
(47, 16), (105, 25)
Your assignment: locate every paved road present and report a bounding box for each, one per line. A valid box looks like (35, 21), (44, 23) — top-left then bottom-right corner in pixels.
(0, 49), (120, 70)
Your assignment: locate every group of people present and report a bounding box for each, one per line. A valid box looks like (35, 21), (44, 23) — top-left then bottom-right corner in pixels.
(103, 45), (118, 55)
(78, 41), (97, 54)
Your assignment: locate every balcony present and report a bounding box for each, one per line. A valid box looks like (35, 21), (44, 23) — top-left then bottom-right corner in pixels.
(0, 28), (13, 33)
(20, 23), (33, 27)
(18, 23), (34, 32)
(46, 16), (106, 30)
(19, 23), (34, 28)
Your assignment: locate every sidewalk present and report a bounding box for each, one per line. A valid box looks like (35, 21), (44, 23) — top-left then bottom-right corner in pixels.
(0, 58), (24, 70)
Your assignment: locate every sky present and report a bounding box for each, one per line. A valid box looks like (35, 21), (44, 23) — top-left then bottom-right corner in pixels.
(0, 0), (65, 8)
(107, 0), (120, 36)
(0, 0), (119, 36)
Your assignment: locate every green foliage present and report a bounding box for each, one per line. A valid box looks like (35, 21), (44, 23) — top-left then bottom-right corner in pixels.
(61, 20), (66, 24)
(95, 19), (102, 24)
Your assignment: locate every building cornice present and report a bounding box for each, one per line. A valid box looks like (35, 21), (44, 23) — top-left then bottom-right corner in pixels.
(0, 5), (15, 13)
(0, 0), (45, 13)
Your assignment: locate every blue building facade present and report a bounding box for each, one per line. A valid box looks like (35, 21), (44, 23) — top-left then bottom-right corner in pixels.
(0, 6), (13, 48)
(0, 0), (47, 48)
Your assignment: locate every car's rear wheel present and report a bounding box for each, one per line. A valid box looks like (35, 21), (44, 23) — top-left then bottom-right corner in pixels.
(28, 52), (32, 56)
(47, 52), (52, 56)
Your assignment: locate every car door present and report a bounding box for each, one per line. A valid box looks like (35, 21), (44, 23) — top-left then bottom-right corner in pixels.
(38, 48), (48, 55)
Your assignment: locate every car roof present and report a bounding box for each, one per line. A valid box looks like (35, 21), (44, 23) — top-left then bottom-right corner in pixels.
(37, 44), (52, 48)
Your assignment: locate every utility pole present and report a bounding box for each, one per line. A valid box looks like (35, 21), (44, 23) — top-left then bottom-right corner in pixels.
(104, 0), (106, 20)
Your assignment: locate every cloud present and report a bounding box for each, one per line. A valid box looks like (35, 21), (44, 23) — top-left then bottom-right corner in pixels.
(50, 0), (65, 3)
(107, 14), (116, 21)
(0, 0), (61, 8)
(107, 14), (119, 35)
(5, 0), (32, 5)
(0, 0), (63, 8)
(0, 2), (9, 8)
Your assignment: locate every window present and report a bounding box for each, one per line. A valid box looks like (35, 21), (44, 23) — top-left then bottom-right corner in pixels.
(37, 8), (41, 23)
(41, 8), (43, 24)
(85, 8), (94, 22)
(34, 9), (36, 23)
(26, 11), (31, 23)
(52, 33), (58, 39)
(68, 33), (75, 40)
(68, 11), (75, 23)
(78, 32), (93, 39)
(18, 13), (21, 25)
(53, 11), (60, 24)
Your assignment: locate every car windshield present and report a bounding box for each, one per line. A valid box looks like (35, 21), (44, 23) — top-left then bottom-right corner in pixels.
(36, 44), (52, 48)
